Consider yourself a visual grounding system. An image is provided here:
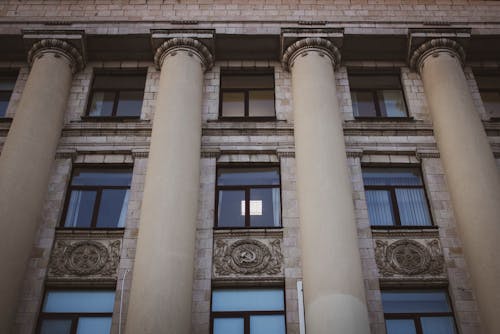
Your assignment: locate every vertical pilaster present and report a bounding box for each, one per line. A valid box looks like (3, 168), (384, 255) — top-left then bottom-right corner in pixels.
(282, 38), (370, 334)
(0, 39), (82, 333)
(125, 38), (212, 334)
(411, 38), (500, 334)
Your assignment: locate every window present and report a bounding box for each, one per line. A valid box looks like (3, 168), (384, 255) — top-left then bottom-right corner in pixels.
(216, 166), (281, 228)
(475, 74), (500, 119)
(211, 288), (286, 334)
(220, 69), (275, 119)
(349, 72), (408, 118)
(0, 71), (18, 117)
(86, 70), (146, 118)
(362, 167), (432, 227)
(382, 290), (457, 334)
(61, 168), (132, 228)
(37, 290), (115, 334)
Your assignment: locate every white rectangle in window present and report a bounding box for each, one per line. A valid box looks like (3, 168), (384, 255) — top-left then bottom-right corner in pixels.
(241, 200), (263, 216)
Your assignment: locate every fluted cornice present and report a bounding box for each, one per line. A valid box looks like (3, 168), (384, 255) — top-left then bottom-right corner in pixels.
(153, 37), (213, 71)
(27, 39), (84, 73)
(409, 38), (466, 72)
(282, 37), (341, 72)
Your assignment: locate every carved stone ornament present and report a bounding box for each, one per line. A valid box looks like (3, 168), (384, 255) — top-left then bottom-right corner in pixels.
(27, 38), (85, 73)
(282, 37), (341, 71)
(49, 240), (121, 278)
(409, 38), (466, 72)
(213, 238), (283, 277)
(153, 37), (214, 71)
(375, 239), (444, 277)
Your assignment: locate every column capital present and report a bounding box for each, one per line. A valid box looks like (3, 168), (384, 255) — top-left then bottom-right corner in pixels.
(153, 37), (214, 71)
(27, 39), (85, 73)
(409, 38), (466, 72)
(282, 37), (341, 72)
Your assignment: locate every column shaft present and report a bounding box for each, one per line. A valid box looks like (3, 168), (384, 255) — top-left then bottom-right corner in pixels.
(419, 50), (500, 333)
(0, 51), (74, 332)
(288, 42), (370, 333)
(125, 49), (205, 334)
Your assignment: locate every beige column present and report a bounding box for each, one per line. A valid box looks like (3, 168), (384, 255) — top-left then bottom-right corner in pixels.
(0, 39), (82, 332)
(125, 38), (212, 334)
(411, 38), (500, 334)
(283, 38), (370, 334)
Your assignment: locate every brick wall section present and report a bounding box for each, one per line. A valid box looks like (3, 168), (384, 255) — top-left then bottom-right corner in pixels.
(13, 158), (72, 334)
(2, 1), (500, 22)
(421, 158), (482, 334)
(191, 157), (216, 334)
(2, 63), (28, 119)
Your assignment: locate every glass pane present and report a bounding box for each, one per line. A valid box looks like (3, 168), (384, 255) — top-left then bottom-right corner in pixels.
(218, 168), (280, 186)
(250, 188), (281, 227)
(64, 190), (97, 228)
(421, 316), (456, 334)
(39, 319), (72, 334)
(72, 169), (132, 187)
(222, 92), (245, 117)
(88, 91), (115, 117)
(0, 91), (11, 117)
(93, 74), (146, 90)
(249, 90), (274, 117)
(382, 291), (452, 313)
(480, 91), (500, 118)
(96, 189), (129, 228)
(116, 91), (143, 117)
(386, 319), (417, 334)
(213, 318), (244, 334)
(0, 75), (16, 90)
(250, 315), (285, 334)
(366, 190), (396, 226)
(218, 190), (245, 227)
(351, 91), (377, 117)
(221, 74), (273, 89)
(212, 289), (284, 312)
(43, 291), (115, 313)
(77, 317), (112, 334)
(363, 168), (423, 186)
(378, 90), (407, 117)
(396, 188), (432, 226)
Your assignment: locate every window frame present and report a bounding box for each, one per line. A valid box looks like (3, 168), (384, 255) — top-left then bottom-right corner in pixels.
(59, 164), (133, 229)
(474, 72), (500, 121)
(218, 68), (276, 121)
(0, 69), (19, 118)
(348, 70), (410, 119)
(210, 286), (287, 334)
(84, 69), (147, 120)
(382, 288), (459, 334)
(214, 164), (282, 229)
(36, 288), (115, 334)
(362, 164), (435, 228)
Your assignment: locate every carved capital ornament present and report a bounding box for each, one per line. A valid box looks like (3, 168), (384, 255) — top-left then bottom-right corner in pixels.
(409, 38), (466, 72)
(282, 37), (341, 71)
(27, 38), (85, 73)
(153, 37), (214, 71)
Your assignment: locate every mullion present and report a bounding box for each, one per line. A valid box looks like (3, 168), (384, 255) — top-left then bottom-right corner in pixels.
(389, 188), (402, 226)
(91, 189), (103, 228)
(112, 90), (120, 116)
(245, 188), (250, 227)
(373, 90), (383, 117)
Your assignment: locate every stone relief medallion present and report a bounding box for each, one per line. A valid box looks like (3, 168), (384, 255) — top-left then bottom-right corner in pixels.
(214, 239), (283, 276)
(49, 240), (121, 278)
(375, 239), (444, 277)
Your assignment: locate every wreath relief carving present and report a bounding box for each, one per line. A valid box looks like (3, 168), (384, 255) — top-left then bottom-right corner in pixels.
(375, 239), (444, 277)
(213, 239), (283, 276)
(49, 240), (121, 278)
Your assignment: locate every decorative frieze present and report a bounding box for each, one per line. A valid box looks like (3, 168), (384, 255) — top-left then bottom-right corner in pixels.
(213, 237), (284, 278)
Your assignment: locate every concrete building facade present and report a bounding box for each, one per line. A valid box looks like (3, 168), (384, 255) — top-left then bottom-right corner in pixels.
(0, 1), (499, 334)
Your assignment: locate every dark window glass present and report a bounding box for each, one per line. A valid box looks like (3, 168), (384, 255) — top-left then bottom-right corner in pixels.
(475, 74), (500, 119)
(362, 167), (432, 227)
(37, 291), (114, 334)
(87, 71), (146, 118)
(62, 168), (132, 228)
(382, 290), (457, 334)
(216, 167), (281, 228)
(220, 70), (275, 119)
(0, 72), (18, 117)
(211, 289), (285, 334)
(349, 73), (408, 118)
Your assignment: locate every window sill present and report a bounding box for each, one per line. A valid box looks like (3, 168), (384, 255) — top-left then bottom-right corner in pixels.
(55, 227), (125, 238)
(215, 117), (278, 122)
(371, 225), (437, 230)
(81, 116), (141, 122)
(353, 116), (415, 122)
(213, 227), (283, 238)
(370, 225), (439, 238)
(0, 117), (13, 122)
